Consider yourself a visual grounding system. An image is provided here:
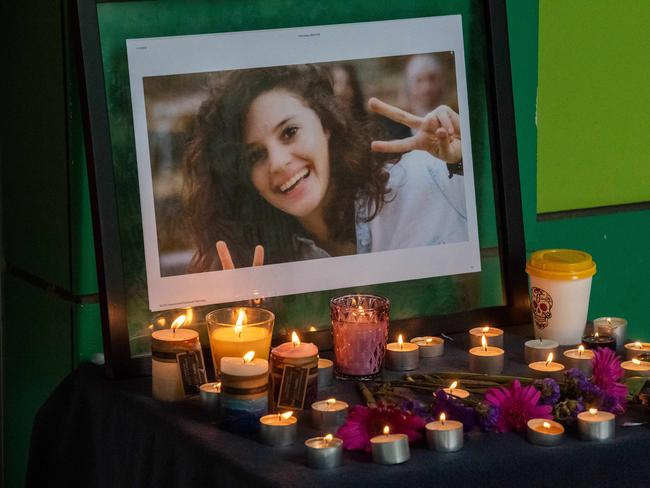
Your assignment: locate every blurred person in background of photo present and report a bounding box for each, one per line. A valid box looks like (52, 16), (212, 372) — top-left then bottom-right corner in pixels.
(183, 64), (467, 272)
(329, 63), (367, 122)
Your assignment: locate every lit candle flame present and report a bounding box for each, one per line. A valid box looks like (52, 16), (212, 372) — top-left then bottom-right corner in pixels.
(235, 309), (246, 326)
(214, 382), (221, 392)
(440, 413), (446, 425)
(291, 331), (301, 348)
(398, 334), (404, 350)
(148, 323), (154, 330)
(242, 350), (255, 363)
(578, 345), (585, 356)
(545, 352), (554, 366)
(326, 398), (336, 410)
(280, 411), (293, 421)
(482, 326), (490, 333)
(635, 341), (642, 349)
(594, 332), (599, 338)
(481, 334), (488, 351)
(308, 325), (317, 332)
(589, 408), (598, 415)
(171, 314), (186, 330)
(633, 358), (641, 365)
(234, 325), (243, 338)
(426, 338), (433, 344)
(324, 434), (333, 444)
(543, 421), (551, 430)
(449, 381), (458, 395)
(383, 426), (390, 436)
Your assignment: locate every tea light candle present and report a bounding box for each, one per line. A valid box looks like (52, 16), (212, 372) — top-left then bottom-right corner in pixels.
(385, 335), (419, 371)
(199, 382), (221, 415)
(425, 413), (463, 452)
(528, 352), (565, 379)
(410, 336), (444, 358)
(563, 345), (595, 376)
(312, 398), (348, 431)
(305, 434), (343, 469)
(593, 317), (627, 351)
(582, 331), (616, 351)
(468, 334), (504, 374)
(442, 380), (470, 399)
(526, 418), (564, 446)
(621, 358), (650, 378)
(524, 338), (559, 364)
(318, 358), (334, 389)
(624, 341), (650, 360)
(370, 426), (410, 465)
(259, 411), (298, 446)
(469, 326), (504, 348)
(577, 408), (615, 441)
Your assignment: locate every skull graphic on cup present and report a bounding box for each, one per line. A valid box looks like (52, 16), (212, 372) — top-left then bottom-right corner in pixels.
(531, 287), (553, 330)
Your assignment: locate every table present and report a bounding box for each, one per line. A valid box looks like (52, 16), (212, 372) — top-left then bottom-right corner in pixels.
(26, 330), (650, 487)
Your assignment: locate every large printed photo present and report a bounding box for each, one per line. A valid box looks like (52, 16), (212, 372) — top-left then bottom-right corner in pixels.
(127, 16), (481, 310)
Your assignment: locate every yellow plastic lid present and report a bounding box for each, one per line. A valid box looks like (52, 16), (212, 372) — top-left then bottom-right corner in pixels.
(525, 249), (596, 280)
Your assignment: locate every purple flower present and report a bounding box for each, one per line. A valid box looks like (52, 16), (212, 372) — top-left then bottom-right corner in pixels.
(591, 348), (627, 414)
(430, 390), (477, 430)
(336, 404), (426, 452)
(484, 380), (552, 432)
(534, 378), (561, 405)
(476, 402), (500, 431)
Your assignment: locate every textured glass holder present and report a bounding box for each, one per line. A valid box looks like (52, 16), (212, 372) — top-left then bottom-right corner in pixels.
(330, 294), (389, 380)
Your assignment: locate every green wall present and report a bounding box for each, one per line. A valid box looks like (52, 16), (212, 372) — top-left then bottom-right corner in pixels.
(3, 1), (650, 487)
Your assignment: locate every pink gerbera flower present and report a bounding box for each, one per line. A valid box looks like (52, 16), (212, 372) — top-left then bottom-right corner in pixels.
(484, 380), (552, 432)
(592, 347), (627, 414)
(336, 404), (426, 452)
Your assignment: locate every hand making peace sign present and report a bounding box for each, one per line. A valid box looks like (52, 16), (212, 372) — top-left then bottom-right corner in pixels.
(216, 240), (264, 270)
(368, 97), (462, 164)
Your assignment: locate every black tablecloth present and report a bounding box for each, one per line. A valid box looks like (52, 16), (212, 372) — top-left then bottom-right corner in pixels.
(27, 331), (650, 488)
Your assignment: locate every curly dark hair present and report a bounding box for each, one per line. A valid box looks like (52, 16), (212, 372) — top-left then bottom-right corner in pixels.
(183, 64), (397, 272)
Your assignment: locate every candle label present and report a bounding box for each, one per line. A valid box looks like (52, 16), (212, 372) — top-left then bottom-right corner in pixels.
(531, 287), (553, 330)
(277, 364), (310, 410)
(177, 351), (208, 395)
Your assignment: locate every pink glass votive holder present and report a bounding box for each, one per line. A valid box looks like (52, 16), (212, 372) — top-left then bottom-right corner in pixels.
(330, 294), (389, 380)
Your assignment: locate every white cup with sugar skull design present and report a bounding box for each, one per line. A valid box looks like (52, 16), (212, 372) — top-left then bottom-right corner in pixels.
(525, 250), (597, 345)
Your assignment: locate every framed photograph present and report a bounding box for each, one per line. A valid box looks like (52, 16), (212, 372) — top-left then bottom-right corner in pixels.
(74, 0), (529, 377)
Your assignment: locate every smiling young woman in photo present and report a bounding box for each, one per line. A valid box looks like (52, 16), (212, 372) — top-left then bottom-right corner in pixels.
(183, 63), (467, 272)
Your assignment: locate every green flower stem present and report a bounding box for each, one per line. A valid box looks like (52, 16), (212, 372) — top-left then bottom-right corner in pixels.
(357, 381), (377, 408)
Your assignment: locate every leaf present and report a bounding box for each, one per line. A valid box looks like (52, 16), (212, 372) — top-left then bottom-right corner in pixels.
(625, 376), (648, 398)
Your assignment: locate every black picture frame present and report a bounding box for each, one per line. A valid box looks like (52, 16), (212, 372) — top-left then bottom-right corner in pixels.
(72, 0), (530, 378)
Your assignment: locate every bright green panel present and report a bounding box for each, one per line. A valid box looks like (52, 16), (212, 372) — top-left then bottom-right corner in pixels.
(537, 0), (650, 213)
(73, 303), (103, 365)
(3, 276), (72, 488)
(535, 211), (650, 341)
(94, 0), (505, 356)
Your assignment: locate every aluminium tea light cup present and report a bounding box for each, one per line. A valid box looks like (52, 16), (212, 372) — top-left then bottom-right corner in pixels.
(469, 326), (504, 348)
(621, 358), (650, 378)
(526, 419), (564, 446)
(370, 426), (410, 465)
(311, 398), (348, 431)
(305, 435), (343, 469)
(577, 408), (615, 441)
(593, 317), (627, 352)
(410, 336), (444, 358)
(468, 334), (504, 374)
(528, 352), (565, 380)
(385, 335), (419, 371)
(199, 382), (221, 416)
(425, 414), (463, 452)
(442, 381), (470, 399)
(318, 358), (334, 389)
(624, 341), (650, 360)
(259, 411), (298, 446)
(524, 338), (559, 364)
(563, 346), (594, 376)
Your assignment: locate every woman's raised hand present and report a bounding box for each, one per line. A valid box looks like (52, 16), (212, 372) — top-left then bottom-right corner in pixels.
(216, 241), (264, 270)
(368, 97), (462, 164)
